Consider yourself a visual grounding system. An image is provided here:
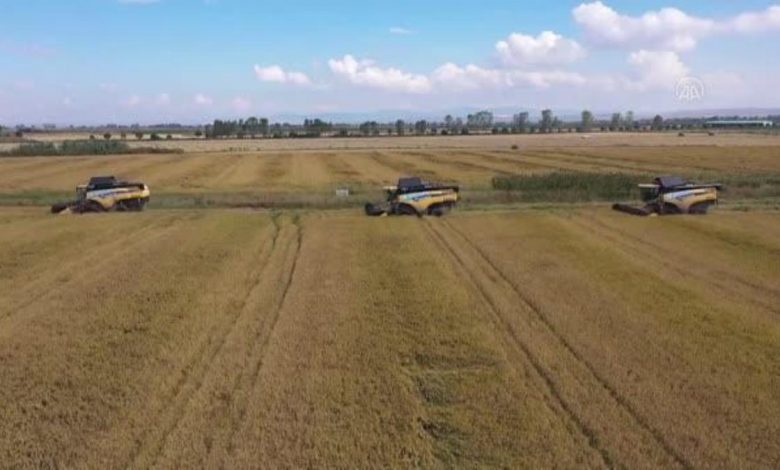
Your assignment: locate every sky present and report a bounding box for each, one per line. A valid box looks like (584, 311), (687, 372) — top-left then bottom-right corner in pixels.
(1, 0), (780, 124)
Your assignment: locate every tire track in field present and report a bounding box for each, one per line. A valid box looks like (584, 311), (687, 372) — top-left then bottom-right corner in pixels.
(222, 215), (303, 458)
(0, 214), (186, 323)
(409, 150), (515, 176)
(419, 221), (613, 468)
(551, 149), (717, 174)
(424, 218), (691, 469)
(369, 152), (440, 180)
(320, 153), (362, 180)
(131, 215), (302, 468)
(476, 149), (652, 175)
(519, 152), (648, 174)
(456, 151), (550, 172)
(534, 150), (687, 175)
(565, 216), (780, 316)
(257, 153), (292, 188)
(461, 150), (604, 174)
(0, 157), (114, 188)
(126, 217), (283, 467)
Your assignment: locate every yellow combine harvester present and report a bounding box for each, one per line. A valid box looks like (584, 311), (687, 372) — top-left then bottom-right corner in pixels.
(51, 176), (151, 214)
(613, 176), (722, 216)
(365, 177), (459, 217)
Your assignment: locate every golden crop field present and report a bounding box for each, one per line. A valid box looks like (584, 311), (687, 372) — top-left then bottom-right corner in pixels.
(0, 208), (778, 468)
(1, 135), (779, 468)
(1, 139), (779, 195)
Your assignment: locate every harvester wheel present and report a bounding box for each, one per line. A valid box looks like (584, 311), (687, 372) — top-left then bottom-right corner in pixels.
(83, 200), (106, 213)
(364, 203), (386, 217)
(428, 203), (452, 217)
(688, 202), (711, 215)
(119, 198), (144, 212)
(661, 203), (681, 215)
(396, 204), (419, 217)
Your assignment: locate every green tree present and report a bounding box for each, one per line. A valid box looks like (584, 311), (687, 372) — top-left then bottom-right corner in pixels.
(467, 111), (494, 130)
(135, 132), (144, 140)
(513, 112), (530, 133)
(444, 114), (454, 131)
(652, 115), (664, 131)
(610, 113), (622, 130)
(194, 130), (203, 138)
(103, 132), (112, 141)
(540, 109), (554, 133)
(625, 111), (635, 130)
(581, 110), (594, 131)
(414, 120), (428, 135)
(259, 118), (269, 137)
(245, 117), (259, 137)
(395, 119), (405, 136)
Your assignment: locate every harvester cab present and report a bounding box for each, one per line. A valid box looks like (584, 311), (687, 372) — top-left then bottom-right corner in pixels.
(51, 176), (151, 214)
(613, 176), (722, 216)
(365, 177), (459, 217)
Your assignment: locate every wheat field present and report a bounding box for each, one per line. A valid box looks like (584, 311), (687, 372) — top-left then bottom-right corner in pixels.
(0, 208), (778, 468)
(1, 134), (779, 468)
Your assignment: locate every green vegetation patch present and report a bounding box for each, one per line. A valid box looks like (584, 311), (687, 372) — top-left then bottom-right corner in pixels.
(491, 172), (643, 202)
(1, 140), (182, 157)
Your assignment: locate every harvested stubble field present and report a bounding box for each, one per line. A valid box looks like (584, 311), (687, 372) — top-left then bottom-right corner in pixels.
(0, 134), (779, 209)
(1, 134), (779, 468)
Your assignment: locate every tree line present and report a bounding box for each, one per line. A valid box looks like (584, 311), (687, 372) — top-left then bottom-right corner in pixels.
(5, 112), (777, 141)
(200, 110), (679, 139)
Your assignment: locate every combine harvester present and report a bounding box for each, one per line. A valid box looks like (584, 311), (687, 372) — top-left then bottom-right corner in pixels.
(365, 177), (459, 217)
(51, 176), (150, 214)
(613, 176), (722, 216)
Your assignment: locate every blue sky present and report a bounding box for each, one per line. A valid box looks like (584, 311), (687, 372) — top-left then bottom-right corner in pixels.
(1, 0), (779, 124)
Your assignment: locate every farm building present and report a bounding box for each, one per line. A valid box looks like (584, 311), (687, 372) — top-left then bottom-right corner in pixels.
(705, 120), (775, 128)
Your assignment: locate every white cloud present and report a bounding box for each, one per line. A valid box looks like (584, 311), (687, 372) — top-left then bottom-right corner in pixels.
(254, 65), (311, 85)
(99, 83), (118, 93)
(122, 95), (141, 107)
(731, 6), (780, 33)
(626, 50), (689, 91)
(327, 56), (588, 94)
(432, 63), (587, 91)
(496, 31), (586, 66)
(62, 97), (73, 106)
(508, 70), (588, 89)
(328, 55), (432, 93)
(155, 93), (171, 106)
(389, 27), (413, 35)
(231, 97), (252, 112)
(431, 63), (508, 91)
(194, 93), (213, 106)
(573, 2), (780, 52)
